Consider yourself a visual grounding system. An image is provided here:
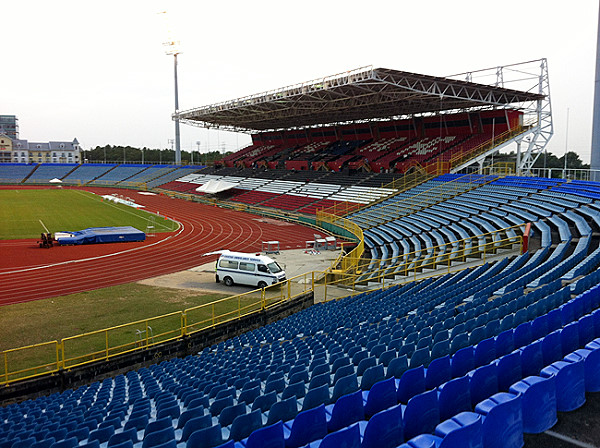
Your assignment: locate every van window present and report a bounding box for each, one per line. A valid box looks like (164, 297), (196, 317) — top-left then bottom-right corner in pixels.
(219, 259), (238, 269)
(257, 264), (268, 273)
(267, 262), (282, 273)
(239, 262), (255, 272)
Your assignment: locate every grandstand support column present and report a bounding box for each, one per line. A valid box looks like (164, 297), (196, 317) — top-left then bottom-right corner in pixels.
(591, 4), (600, 181)
(517, 59), (553, 175)
(516, 141), (522, 176)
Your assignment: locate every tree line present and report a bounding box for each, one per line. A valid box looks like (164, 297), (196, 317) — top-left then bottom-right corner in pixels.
(82, 145), (231, 165)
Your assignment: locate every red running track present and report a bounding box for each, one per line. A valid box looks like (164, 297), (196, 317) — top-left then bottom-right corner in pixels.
(0, 187), (321, 306)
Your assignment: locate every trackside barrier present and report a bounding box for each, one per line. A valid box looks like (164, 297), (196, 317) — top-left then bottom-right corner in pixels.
(326, 234), (523, 294)
(0, 224), (524, 385)
(0, 341), (60, 384)
(352, 224), (525, 277)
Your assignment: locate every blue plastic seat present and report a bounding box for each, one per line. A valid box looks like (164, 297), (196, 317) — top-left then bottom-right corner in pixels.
(300, 384), (329, 411)
(386, 355), (409, 379)
(266, 396), (298, 426)
(362, 377), (397, 418)
(495, 330), (514, 358)
(124, 414), (148, 432)
(329, 373), (359, 404)
(468, 363), (498, 408)
(66, 428), (89, 443)
(211, 397), (235, 417)
(238, 386), (261, 406)
(88, 426), (114, 445)
(179, 415), (213, 443)
(325, 391), (364, 433)
(107, 428), (139, 447)
(48, 438), (78, 448)
(157, 404), (180, 421)
(402, 389), (440, 441)
(228, 410), (262, 442)
(513, 323), (532, 349)
(398, 411), (483, 448)
(519, 340), (543, 378)
(396, 366), (425, 404)
(239, 420), (283, 448)
(357, 356), (377, 377)
(333, 364), (355, 385)
(496, 352), (522, 392)
(251, 391), (277, 413)
(186, 424), (223, 448)
(540, 359), (586, 412)
(142, 427), (175, 448)
(431, 340), (450, 359)
(565, 342), (600, 392)
(308, 372), (330, 390)
(475, 392), (522, 448)
(561, 322), (580, 356)
(474, 337), (496, 367)
(282, 405), (327, 448)
(220, 403), (247, 429)
(509, 376), (557, 434)
(305, 423), (361, 448)
(361, 364), (385, 391)
(438, 376), (471, 422)
(425, 356), (451, 390)
(359, 403), (403, 448)
(12, 438), (36, 448)
(144, 418), (172, 437)
(541, 331), (562, 366)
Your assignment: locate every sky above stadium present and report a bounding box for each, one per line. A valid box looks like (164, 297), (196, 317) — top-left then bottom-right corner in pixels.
(4, 0), (599, 162)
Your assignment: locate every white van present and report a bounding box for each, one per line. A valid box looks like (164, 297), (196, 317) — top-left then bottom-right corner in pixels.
(215, 251), (286, 288)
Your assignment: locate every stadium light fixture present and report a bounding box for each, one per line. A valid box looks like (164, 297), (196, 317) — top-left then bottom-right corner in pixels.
(163, 37), (182, 165)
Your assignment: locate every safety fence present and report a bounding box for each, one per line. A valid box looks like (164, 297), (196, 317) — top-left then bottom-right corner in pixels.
(0, 223), (524, 386)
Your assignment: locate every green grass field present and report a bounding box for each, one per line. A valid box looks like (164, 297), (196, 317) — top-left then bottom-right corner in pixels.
(0, 284), (233, 380)
(0, 189), (177, 239)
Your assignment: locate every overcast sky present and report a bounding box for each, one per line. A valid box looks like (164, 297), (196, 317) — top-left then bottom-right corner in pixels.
(3, 1), (599, 161)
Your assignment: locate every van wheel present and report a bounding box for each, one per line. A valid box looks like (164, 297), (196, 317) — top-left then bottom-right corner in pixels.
(258, 281), (267, 289)
(224, 277), (234, 287)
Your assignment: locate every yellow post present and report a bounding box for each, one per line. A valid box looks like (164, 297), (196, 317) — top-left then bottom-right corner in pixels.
(287, 279), (291, 300)
(3, 352), (8, 383)
(60, 340), (65, 369)
(105, 330), (109, 360)
(181, 312), (187, 337)
(212, 304), (215, 326)
(238, 295), (241, 318)
(261, 288), (266, 309)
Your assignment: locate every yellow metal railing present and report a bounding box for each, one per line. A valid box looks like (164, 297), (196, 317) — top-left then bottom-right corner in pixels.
(324, 230), (523, 297)
(0, 222), (524, 385)
(1, 341), (61, 384)
(0, 271), (315, 385)
(448, 126), (528, 170)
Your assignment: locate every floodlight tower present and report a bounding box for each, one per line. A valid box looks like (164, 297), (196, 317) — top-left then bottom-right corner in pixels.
(164, 39), (182, 165)
(591, 4), (600, 180)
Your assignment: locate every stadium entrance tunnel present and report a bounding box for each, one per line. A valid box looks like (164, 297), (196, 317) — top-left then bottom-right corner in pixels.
(0, 291), (314, 406)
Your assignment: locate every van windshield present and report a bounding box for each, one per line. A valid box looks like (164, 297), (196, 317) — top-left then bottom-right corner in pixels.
(267, 262), (282, 273)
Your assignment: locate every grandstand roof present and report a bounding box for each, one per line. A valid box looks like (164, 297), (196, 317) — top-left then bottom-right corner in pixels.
(177, 66), (544, 132)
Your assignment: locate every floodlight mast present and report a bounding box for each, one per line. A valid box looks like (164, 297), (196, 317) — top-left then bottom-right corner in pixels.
(164, 40), (182, 165)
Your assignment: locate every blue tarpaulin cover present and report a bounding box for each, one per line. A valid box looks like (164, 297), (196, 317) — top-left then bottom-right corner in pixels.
(56, 226), (145, 245)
